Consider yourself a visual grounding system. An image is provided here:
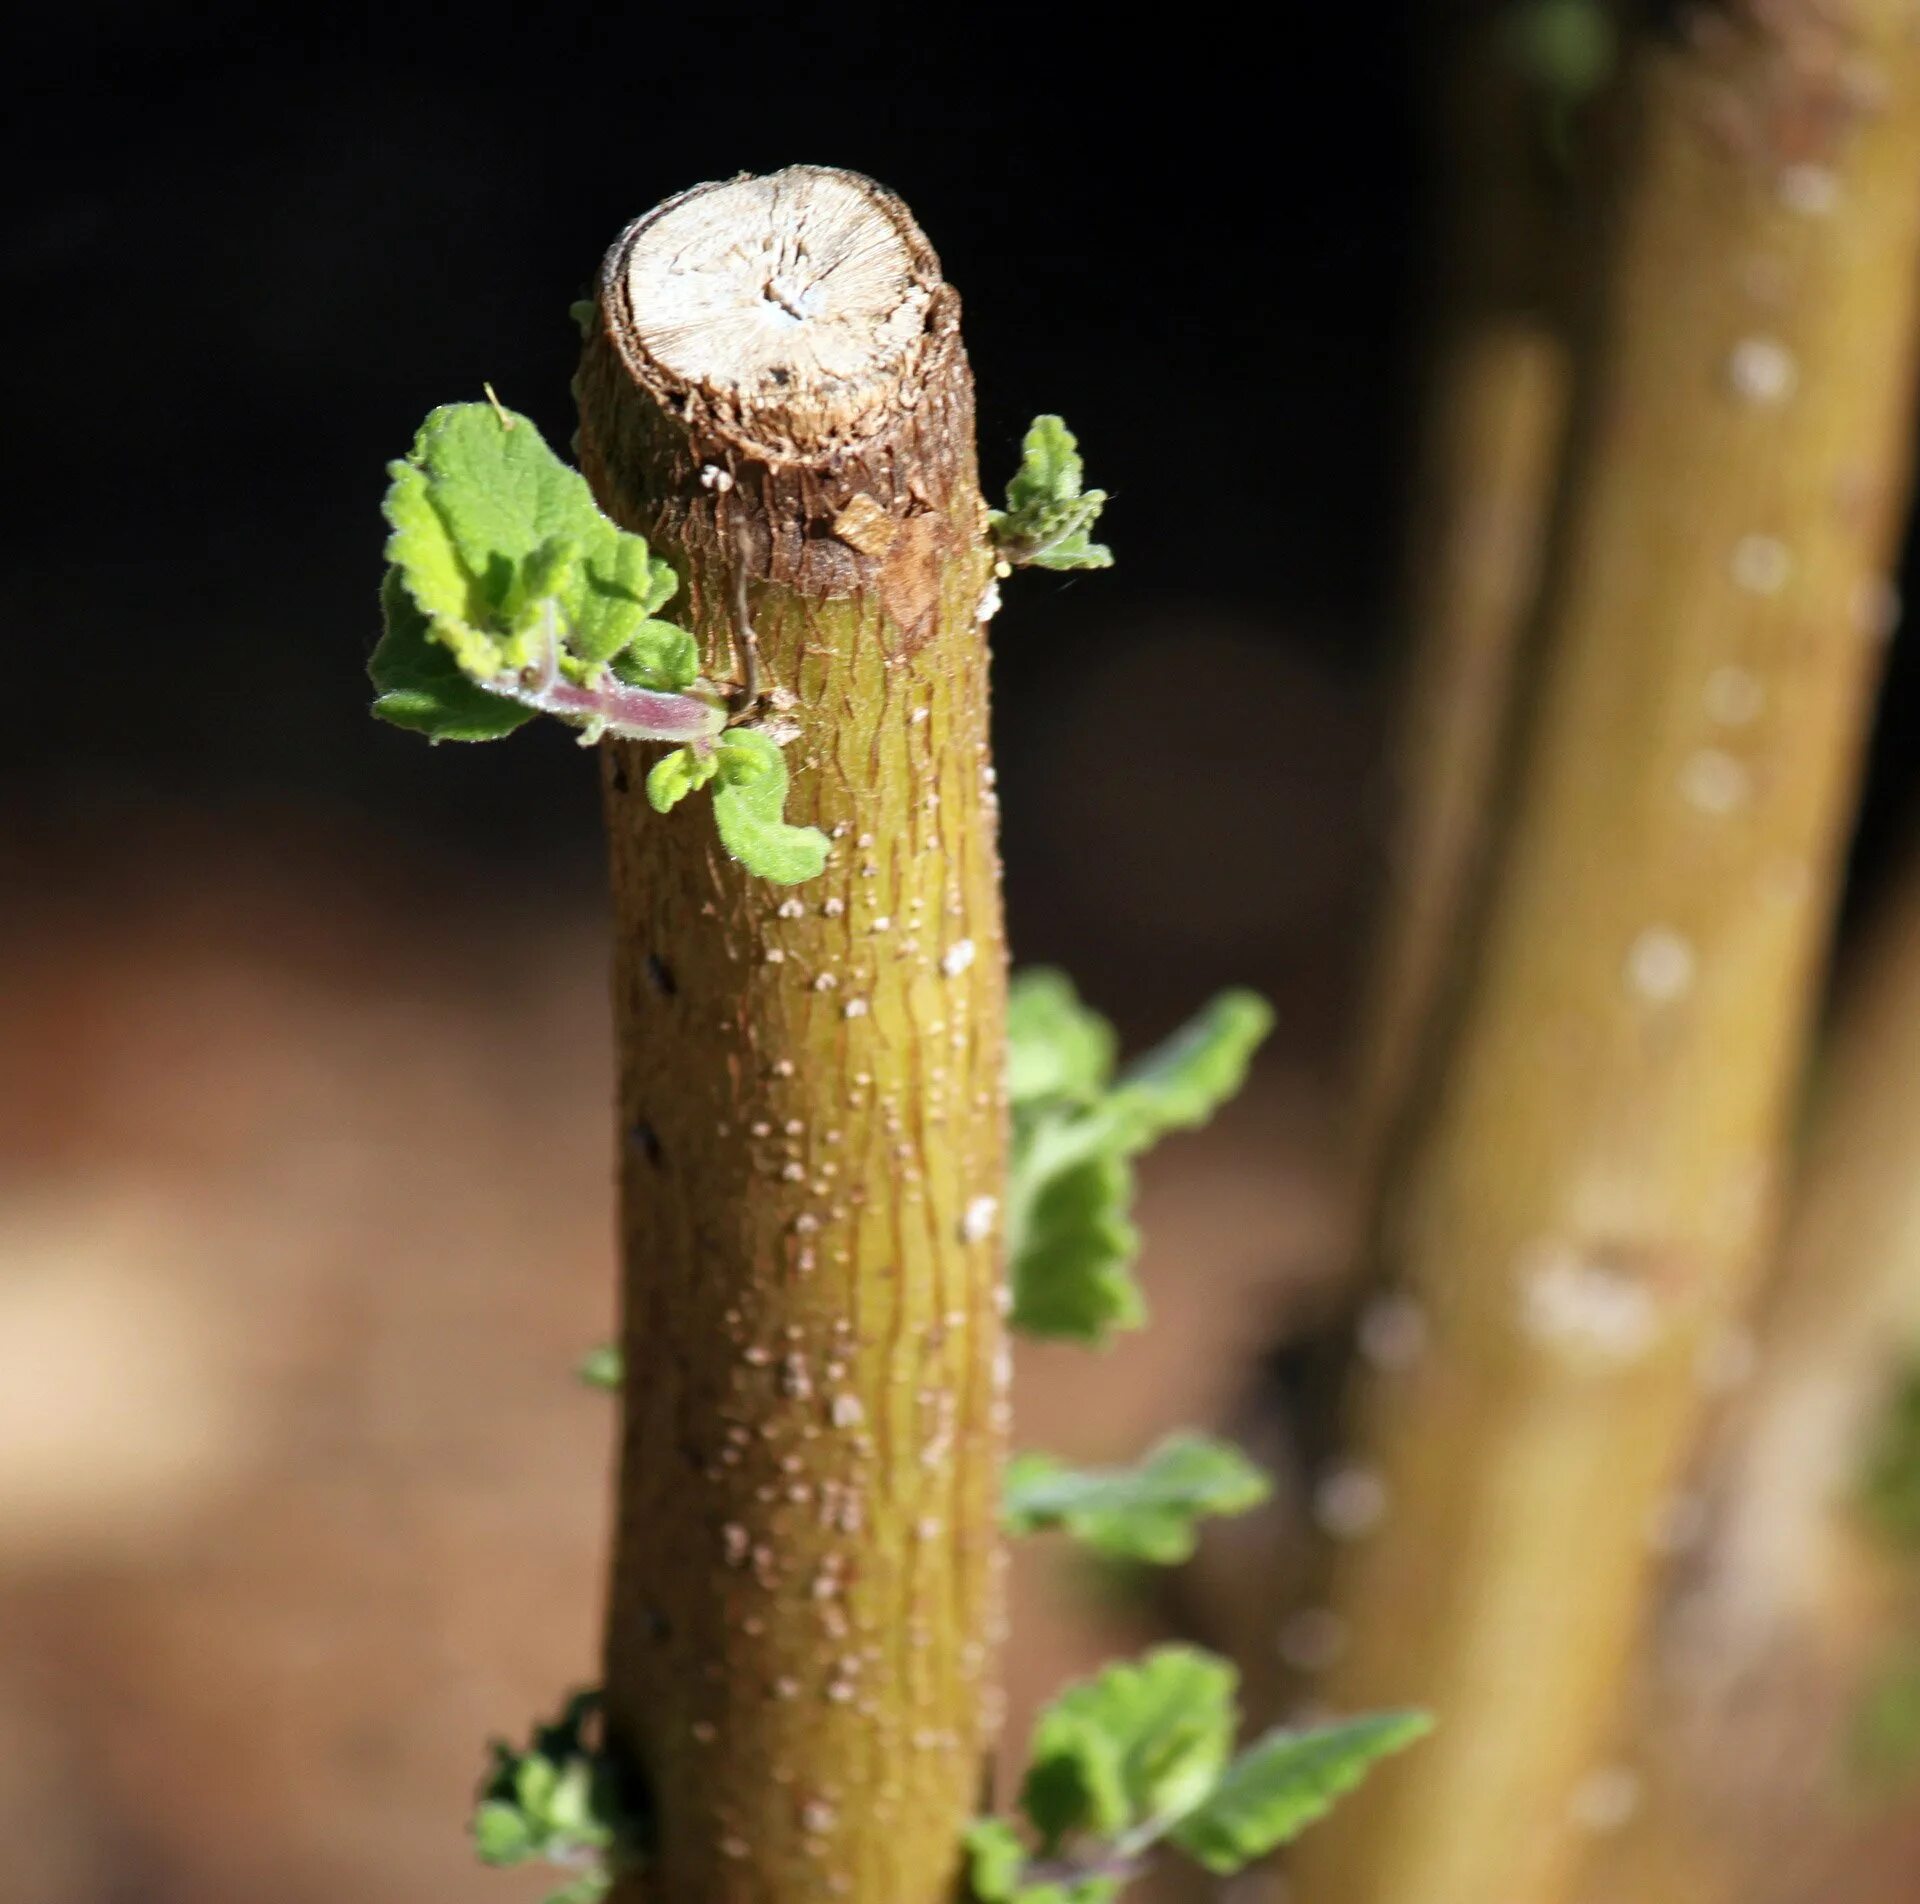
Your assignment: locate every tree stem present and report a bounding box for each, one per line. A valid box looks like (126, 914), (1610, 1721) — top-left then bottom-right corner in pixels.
(574, 167), (1007, 1904)
(1291, 7), (1920, 1900)
(1348, 12), (1576, 1194)
(1571, 846), (1920, 1904)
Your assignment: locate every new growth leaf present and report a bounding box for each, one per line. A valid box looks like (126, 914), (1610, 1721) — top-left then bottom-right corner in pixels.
(370, 401), (828, 883)
(708, 729), (832, 885)
(990, 416), (1114, 571)
(1022, 1647), (1237, 1850)
(472, 1691), (640, 1904)
(1006, 973), (1274, 1343)
(1004, 1433), (1272, 1563)
(1168, 1711), (1435, 1875)
(970, 1646), (1429, 1899)
(576, 1344), (623, 1392)
(373, 402), (699, 741)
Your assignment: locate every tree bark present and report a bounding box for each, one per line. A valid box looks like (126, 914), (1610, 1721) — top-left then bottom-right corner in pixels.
(1196, 14), (1584, 1731)
(574, 167), (1007, 1904)
(1347, 13), (1577, 1194)
(1568, 842), (1920, 1904)
(1288, 7), (1920, 1902)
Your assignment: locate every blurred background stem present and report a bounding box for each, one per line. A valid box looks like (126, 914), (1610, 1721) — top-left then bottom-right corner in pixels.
(1569, 836), (1920, 1904)
(1288, 5), (1920, 1902)
(1346, 0), (1584, 1199)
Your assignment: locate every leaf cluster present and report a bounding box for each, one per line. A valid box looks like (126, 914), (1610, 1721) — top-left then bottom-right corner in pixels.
(646, 725), (828, 885)
(968, 1648), (1430, 1900)
(472, 1691), (639, 1904)
(372, 403), (697, 738)
(989, 417), (1113, 571)
(371, 401), (825, 882)
(1006, 972), (1274, 1342)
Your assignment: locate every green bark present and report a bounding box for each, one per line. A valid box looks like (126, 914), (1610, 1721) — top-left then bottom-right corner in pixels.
(575, 168), (1008, 1903)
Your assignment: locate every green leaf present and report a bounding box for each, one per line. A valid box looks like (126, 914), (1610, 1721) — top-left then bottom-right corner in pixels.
(375, 401), (706, 743)
(545, 1873), (613, 1904)
(1022, 1647), (1237, 1850)
(646, 746), (721, 814)
(711, 730), (830, 885)
(986, 1648), (1423, 1897)
(1009, 1150), (1142, 1341)
(387, 402), (676, 661)
(474, 1799), (535, 1865)
(370, 570), (536, 741)
(576, 1343), (623, 1391)
(546, 1760), (611, 1845)
(514, 1752), (561, 1816)
(1008, 969), (1118, 1108)
(1005, 1433), (1272, 1564)
(966, 1819), (1031, 1901)
(609, 619), (701, 693)
(963, 1820), (1123, 1904)
(1101, 990), (1276, 1152)
(471, 1688), (637, 1890)
(1169, 1710), (1433, 1875)
(989, 416), (1113, 571)
(1006, 985), (1273, 1344)
(1004, 415), (1086, 515)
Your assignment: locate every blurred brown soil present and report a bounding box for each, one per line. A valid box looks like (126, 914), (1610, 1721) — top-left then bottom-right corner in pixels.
(0, 816), (1337, 1904)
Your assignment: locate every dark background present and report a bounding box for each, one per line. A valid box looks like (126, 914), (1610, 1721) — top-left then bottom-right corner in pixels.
(6, 0), (1448, 1026)
(14, 2), (1920, 998)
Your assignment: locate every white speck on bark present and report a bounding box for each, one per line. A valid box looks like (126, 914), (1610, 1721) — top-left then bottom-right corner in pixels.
(1314, 1464), (1389, 1539)
(1730, 533), (1792, 594)
(1680, 748), (1752, 815)
(1516, 1242), (1661, 1365)
(961, 1195), (997, 1243)
(1704, 665), (1766, 726)
(1625, 926), (1696, 1004)
(1778, 164), (1840, 216)
(1727, 337), (1797, 405)
(1569, 1765), (1643, 1833)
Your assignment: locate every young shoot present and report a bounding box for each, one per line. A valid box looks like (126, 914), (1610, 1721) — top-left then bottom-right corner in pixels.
(369, 400), (827, 883)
